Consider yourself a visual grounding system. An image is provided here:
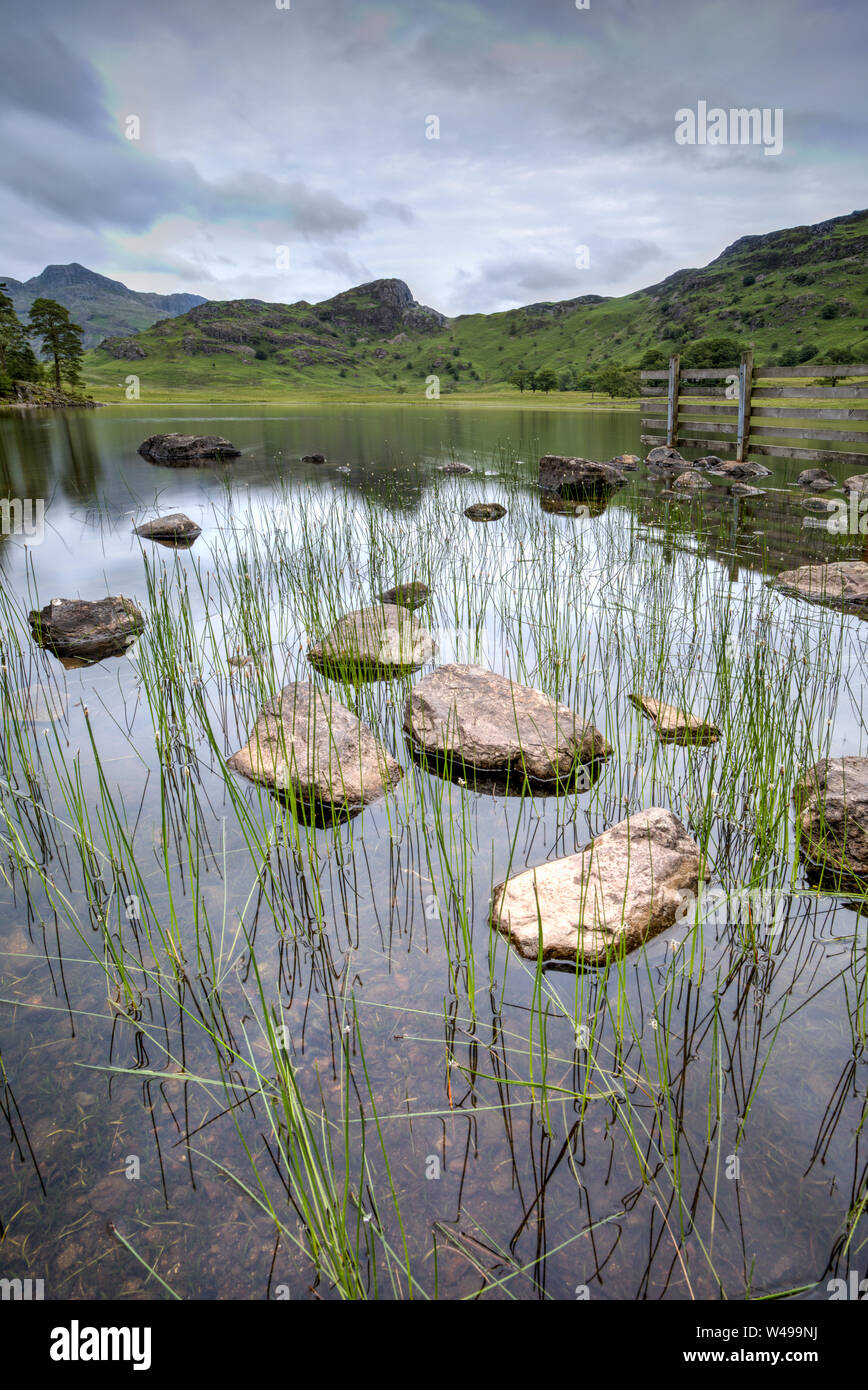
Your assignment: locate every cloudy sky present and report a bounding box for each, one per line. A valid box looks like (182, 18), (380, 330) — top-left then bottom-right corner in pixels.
(1, 0), (865, 314)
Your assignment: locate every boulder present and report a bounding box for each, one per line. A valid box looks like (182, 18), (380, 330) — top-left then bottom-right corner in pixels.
(772, 560), (868, 609)
(607, 453), (640, 470)
(705, 459), (771, 479)
(464, 503), (506, 521)
(302, 453), (326, 464)
(440, 462), (472, 475)
(404, 663), (611, 782)
(797, 468), (835, 489)
(842, 474), (868, 498)
(645, 446), (684, 466)
(133, 513), (201, 545)
(672, 470), (711, 491)
(629, 693), (719, 745)
(793, 757), (868, 878)
(491, 807), (705, 964)
(378, 581), (430, 609)
(307, 604), (435, 678)
(539, 456), (625, 497)
(138, 433), (241, 465)
(228, 682), (402, 814)
(29, 597), (144, 662)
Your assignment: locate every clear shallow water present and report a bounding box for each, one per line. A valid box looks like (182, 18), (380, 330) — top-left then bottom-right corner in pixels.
(0, 403), (866, 1301)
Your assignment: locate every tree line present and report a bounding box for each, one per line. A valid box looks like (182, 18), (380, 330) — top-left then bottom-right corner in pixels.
(0, 287), (85, 398)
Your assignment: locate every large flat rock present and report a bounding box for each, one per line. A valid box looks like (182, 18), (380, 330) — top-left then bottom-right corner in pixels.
(138, 433), (241, 465)
(29, 596), (144, 662)
(630, 693), (719, 744)
(772, 560), (868, 609)
(491, 807), (704, 964)
(308, 604), (435, 678)
(538, 455), (625, 497)
(404, 663), (611, 781)
(227, 682), (402, 813)
(793, 757), (868, 878)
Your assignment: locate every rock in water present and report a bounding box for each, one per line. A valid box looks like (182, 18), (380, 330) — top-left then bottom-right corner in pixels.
(538, 455), (625, 497)
(134, 513), (201, 545)
(730, 483), (765, 497)
(138, 434), (241, 465)
(842, 473), (868, 498)
(705, 459), (771, 479)
(404, 663), (611, 781)
(607, 453), (640, 470)
(29, 597), (144, 662)
(464, 503), (506, 521)
(491, 807), (704, 964)
(227, 682), (402, 813)
(440, 462), (472, 475)
(645, 447), (684, 466)
(302, 453), (326, 464)
(378, 581), (430, 609)
(797, 468), (836, 489)
(307, 604), (435, 678)
(772, 560), (868, 610)
(793, 757), (868, 878)
(629, 693), (719, 745)
(672, 470), (711, 491)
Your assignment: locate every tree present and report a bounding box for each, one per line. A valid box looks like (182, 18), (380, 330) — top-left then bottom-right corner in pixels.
(681, 336), (743, 368)
(27, 297), (84, 389)
(535, 368), (558, 394)
(509, 367), (532, 392)
(0, 284), (26, 377)
(591, 364), (639, 399)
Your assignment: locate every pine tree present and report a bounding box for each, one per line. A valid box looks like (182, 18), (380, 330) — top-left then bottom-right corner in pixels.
(27, 297), (84, 390)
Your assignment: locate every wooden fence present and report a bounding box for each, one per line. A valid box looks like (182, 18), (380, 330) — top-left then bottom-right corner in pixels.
(640, 354), (868, 468)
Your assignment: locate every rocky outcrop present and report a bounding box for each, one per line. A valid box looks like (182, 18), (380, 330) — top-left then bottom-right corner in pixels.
(137, 433), (241, 465)
(133, 513), (201, 545)
(772, 560), (868, 609)
(228, 682), (402, 814)
(538, 455), (625, 497)
(100, 336), (147, 360)
(29, 596), (144, 662)
(793, 757), (868, 878)
(630, 694), (719, 744)
(308, 604), (435, 678)
(404, 664), (610, 783)
(491, 808), (705, 964)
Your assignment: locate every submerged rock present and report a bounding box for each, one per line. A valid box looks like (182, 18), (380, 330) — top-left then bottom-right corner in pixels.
(138, 433), (241, 465)
(228, 682), (402, 814)
(539, 455), (625, 497)
(794, 757), (868, 879)
(772, 560), (868, 609)
(133, 513), (201, 545)
(29, 596), (144, 662)
(378, 580), (430, 609)
(404, 663), (610, 782)
(730, 483), (766, 497)
(630, 693), (719, 745)
(491, 807), (705, 964)
(464, 502), (506, 521)
(302, 453), (326, 464)
(308, 604), (435, 678)
(440, 462), (473, 475)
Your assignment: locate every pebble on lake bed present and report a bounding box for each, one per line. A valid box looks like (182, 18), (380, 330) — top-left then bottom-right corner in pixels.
(491, 807), (706, 964)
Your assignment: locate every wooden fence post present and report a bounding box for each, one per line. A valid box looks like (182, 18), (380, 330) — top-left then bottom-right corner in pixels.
(666, 354), (680, 448)
(736, 350), (754, 461)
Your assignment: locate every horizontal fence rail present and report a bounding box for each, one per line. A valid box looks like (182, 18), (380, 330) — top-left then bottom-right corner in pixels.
(640, 354), (868, 468)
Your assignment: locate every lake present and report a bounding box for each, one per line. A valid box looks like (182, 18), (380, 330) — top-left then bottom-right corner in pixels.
(1, 401), (866, 1301)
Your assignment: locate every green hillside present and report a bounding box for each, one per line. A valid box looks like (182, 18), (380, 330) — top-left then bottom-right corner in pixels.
(82, 209), (868, 401)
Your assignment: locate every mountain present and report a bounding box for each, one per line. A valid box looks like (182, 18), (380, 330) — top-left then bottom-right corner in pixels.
(81, 210), (868, 397)
(2, 263), (207, 348)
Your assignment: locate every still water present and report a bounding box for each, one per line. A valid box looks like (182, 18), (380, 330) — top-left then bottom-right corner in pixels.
(0, 403), (866, 1300)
